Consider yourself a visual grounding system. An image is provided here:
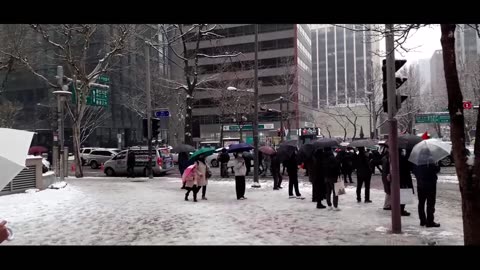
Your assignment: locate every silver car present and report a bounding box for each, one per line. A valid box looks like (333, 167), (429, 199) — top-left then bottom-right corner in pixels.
(103, 147), (174, 177)
(86, 149), (120, 169)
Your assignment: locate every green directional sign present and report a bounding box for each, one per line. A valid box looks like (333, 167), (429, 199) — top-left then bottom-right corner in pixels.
(415, 113), (450, 124)
(71, 75), (109, 107)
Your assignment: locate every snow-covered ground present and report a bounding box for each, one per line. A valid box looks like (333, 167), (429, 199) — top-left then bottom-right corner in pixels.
(0, 177), (463, 245)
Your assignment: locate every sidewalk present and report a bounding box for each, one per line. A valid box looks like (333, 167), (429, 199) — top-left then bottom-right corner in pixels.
(0, 177), (463, 245)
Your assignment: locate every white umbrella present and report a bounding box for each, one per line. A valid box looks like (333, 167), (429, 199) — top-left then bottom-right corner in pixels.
(0, 128), (34, 191)
(408, 139), (452, 166)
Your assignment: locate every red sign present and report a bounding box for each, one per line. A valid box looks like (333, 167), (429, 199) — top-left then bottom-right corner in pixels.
(463, 101), (473, 110)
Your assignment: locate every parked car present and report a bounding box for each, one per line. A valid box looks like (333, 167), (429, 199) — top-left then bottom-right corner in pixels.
(206, 152), (236, 170)
(86, 148), (120, 169)
(80, 147), (97, 165)
(103, 146), (174, 177)
(438, 143), (474, 167)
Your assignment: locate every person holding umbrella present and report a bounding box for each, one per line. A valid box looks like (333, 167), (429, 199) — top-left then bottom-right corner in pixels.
(286, 150), (304, 199)
(313, 148), (327, 208)
(187, 148), (215, 200)
(232, 152), (247, 200)
(323, 148), (341, 210)
(218, 148), (230, 178)
(409, 139), (450, 227)
(354, 147), (373, 203)
(381, 147), (391, 210)
(271, 152), (283, 190)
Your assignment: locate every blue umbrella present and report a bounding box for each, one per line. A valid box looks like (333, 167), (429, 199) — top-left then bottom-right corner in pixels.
(228, 143), (254, 153)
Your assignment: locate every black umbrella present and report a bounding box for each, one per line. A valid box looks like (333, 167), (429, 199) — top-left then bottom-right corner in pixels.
(349, 139), (377, 148)
(312, 138), (339, 150)
(277, 145), (296, 163)
(279, 140), (298, 148)
(398, 134), (422, 150)
(171, 144), (196, 153)
(298, 143), (316, 162)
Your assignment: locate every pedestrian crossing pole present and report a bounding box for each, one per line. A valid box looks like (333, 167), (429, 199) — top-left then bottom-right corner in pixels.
(386, 24), (402, 233)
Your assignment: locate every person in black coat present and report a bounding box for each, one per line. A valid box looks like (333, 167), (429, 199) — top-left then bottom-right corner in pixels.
(354, 147), (373, 203)
(399, 150), (414, 216)
(286, 151), (304, 199)
(271, 153), (283, 190)
(218, 148), (230, 178)
(313, 148), (327, 208)
(412, 154), (441, 227)
(127, 150), (136, 178)
(324, 148), (341, 210)
(304, 157), (316, 202)
(339, 148), (354, 184)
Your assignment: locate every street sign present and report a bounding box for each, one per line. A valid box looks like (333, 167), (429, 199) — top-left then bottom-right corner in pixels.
(155, 110), (170, 118)
(71, 74), (109, 107)
(223, 123), (274, 131)
(463, 101), (473, 110)
(415, 113), (450, 124)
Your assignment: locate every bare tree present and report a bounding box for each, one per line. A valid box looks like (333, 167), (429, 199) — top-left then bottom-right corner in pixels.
(156, 24), (241, 146)
(0, 99), (22, 128)
(0, 24), (138, 177)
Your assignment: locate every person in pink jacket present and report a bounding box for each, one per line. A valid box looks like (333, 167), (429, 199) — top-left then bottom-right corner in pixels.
(0, 220), (11, 243)
(184, 154), (211, 202)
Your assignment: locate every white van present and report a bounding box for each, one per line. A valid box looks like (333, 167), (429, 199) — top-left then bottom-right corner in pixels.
(103, 147), (174, 177)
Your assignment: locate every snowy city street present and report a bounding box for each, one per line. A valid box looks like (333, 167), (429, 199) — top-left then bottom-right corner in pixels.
(0, 173), (463, 245)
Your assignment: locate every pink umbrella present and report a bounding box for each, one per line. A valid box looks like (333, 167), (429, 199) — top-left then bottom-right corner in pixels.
(28, 146), (48, 155)
(259, 146), (276, 156)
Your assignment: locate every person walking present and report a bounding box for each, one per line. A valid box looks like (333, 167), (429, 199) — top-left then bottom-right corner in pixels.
(232, 152), (247, 200)
(218, 148), (230, 178)
(244, 152), (252, 176)
(381, 149), (391, 210)
(127, 149), (136, 178)
(354, 147), (373, 203)
(184, 164), (201, 202)
(286, 151), (304, 199)
(195, 155), (210, 200)
(270, 153), (283, 190)
(313, 148), (327, 209)
(412, 152), (441, 227)
(324, 148), (341, 210)
(399, 150), (414, 216)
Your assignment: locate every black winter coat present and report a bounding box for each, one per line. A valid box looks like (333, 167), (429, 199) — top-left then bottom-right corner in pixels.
(381, 154), (390, 194)
(324, 152), (340, 182)
(354, 152), (372, 178)
(413, 164), (440, 190)
(218, 152), (230, 163)
(127, 151), (136, 167)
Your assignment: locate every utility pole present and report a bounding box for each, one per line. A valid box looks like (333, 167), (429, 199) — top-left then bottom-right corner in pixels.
(252, 24), (260, 188)
(280, 96), (284, 142)
(145, 43), (153, 179)
(386, 24), (401, 233)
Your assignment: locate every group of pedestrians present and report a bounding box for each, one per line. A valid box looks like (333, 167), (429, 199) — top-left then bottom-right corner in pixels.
(177, 142), (442, 228)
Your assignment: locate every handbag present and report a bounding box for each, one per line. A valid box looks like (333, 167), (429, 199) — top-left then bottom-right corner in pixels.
(400, 188), (414, 204)
(206, 166), (212, 179)
(334, 179), (346, 196)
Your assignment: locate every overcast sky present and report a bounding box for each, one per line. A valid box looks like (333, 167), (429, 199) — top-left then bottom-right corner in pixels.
(379, 25), (442, 64)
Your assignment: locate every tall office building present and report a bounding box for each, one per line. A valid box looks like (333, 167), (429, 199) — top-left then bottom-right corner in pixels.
(311, 24), (380, 108)
(430, 50), (446, 97)
(455, 24), (480, 65)
(171, 24), (314, 142)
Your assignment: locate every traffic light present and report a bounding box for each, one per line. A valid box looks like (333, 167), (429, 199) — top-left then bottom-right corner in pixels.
(382, 59), (408, 113)
(142, 118), (161, 138)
